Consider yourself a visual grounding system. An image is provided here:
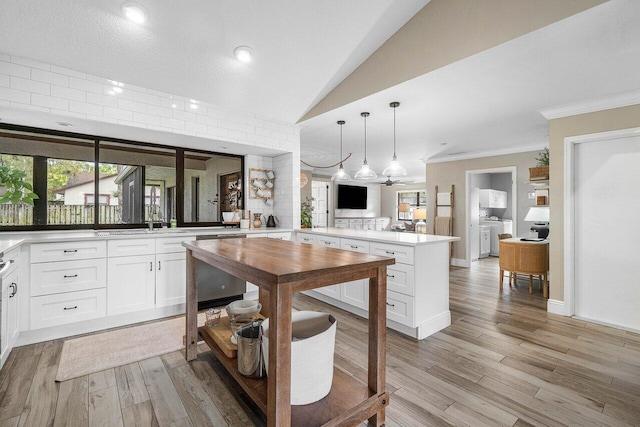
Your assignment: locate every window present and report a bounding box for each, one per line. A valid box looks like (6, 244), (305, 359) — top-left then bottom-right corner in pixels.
(397, 190), (427, 221)
(0, 124), (244, 230)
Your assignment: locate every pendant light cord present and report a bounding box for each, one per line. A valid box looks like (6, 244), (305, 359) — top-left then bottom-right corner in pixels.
(393, 104), (397, 157)
(363, 114), (368, 163)
(339, 123), (344, 167)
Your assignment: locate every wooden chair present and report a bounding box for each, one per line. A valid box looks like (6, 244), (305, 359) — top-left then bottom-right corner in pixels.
(498, 233), (545, 294)
(498, 234), (515, 286)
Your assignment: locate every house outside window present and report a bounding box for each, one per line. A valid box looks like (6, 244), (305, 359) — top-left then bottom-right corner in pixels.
(84, 194), (111, 205)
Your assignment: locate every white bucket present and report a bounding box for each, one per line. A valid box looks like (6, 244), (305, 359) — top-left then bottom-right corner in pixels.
(261, 311), (337, 405)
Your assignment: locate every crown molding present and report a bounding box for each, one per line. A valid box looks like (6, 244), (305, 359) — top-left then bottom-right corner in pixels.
(539, 89), (640, 120)
(425, 143), (546, 164)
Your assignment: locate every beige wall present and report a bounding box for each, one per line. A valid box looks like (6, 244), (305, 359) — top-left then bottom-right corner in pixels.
(548, 104), (640, 301)
(300, 170), (313, 204)
(426, 151), (539, 261)
(301, 0), (605, 121)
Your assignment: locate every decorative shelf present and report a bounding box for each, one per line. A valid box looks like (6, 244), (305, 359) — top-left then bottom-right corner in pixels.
(525, 180), (549, 186)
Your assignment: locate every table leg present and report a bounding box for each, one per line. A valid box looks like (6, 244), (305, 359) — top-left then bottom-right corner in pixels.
(499, 269), (504, 290)
(543, 273), (549, 299)
(368, 266), (387, 427)
(185, 249), (198, 361)
(529, 275), (533, 294)
(267, 284), (292, 427)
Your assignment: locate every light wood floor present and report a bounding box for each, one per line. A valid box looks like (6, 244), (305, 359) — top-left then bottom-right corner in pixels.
(1, 257), (639, 426)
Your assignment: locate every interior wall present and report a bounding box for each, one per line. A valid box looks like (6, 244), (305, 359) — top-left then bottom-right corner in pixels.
(548, 103), (640, 302)
(426, 150), (539, 262)
(333, 182), (381, 218)
(300, 170), (313, 204)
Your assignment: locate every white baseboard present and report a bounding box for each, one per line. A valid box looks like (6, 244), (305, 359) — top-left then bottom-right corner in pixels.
(451, 258), (468, 267)
(547, 299), (565, 315)
(416, 311), (451, 339)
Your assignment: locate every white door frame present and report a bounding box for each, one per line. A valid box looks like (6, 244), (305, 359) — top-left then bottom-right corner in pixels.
(464, 167), (518, 267)
(311, 177), (333, 226)
(563, 126), (640, 317)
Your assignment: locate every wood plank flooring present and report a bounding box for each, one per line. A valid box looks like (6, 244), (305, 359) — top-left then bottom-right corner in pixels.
(1, 257), (639, 426)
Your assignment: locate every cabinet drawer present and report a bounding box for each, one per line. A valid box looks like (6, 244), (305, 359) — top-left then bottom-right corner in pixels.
(297, 233), (316, 245)
(317, 235), (340, 248)
(3, 248), (20, 265)
(369, 242), (414, 265)
(386, 290), (414, 327)
(386, 263), (415, 296)
(31, 258), (106, 296)
(108, 239), (155, 257)
(155, 236), (193, 254)
(30, 288), (106, 330)
(31, 241), (106, 263)
(340, 238), (369, 253)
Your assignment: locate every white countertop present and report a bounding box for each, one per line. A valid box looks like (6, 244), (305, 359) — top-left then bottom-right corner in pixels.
(297, 227), (459, 246)
(0, 227), (292, 254)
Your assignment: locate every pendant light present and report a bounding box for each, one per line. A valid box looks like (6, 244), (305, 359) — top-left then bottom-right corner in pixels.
(382, 101), (407, 177)
(354, 112), (377, 180)
(331, 120), (351, 181)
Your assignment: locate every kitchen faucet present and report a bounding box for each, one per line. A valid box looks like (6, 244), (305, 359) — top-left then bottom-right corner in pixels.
(148, 186), (156, 231)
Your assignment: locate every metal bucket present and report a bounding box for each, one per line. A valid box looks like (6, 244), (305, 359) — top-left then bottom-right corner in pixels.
(236, 319), (264, 378)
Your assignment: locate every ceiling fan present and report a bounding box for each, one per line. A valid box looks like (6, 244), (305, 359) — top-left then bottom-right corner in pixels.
(379, 176), (413, 186)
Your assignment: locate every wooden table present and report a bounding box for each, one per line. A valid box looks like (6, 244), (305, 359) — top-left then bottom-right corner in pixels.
(499, 238), (549, 298)
(183, 237), (395, 427)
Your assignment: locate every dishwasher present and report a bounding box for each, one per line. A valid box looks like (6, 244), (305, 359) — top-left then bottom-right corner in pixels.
(195, 233), (247, 310)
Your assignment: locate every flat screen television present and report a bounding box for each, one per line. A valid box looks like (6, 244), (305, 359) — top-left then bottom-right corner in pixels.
(337, 184), (367, 209)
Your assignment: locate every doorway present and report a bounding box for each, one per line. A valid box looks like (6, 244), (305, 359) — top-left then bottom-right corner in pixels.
(566, 128), (640, 331)
(311, 180), (330, 227)
(464, 167), (517, 267)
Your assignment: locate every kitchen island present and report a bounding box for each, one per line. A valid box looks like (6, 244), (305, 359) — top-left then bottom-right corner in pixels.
(296, 228), (460, 339)
(183, 237), (394, 427)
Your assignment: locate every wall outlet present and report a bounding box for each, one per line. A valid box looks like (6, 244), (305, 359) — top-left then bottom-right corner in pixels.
(528, 192), (535, 199)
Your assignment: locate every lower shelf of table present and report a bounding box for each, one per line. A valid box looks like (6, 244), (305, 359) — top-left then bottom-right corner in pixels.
(197, 326), (382, 426)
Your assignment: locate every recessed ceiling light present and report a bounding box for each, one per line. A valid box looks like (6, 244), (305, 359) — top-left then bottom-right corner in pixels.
(56, 122), (73, 127)
(234, 46), (253, 63)
(122, 2), (147, 24)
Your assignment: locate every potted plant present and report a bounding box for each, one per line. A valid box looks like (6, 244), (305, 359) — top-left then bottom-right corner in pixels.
(529, 147), (549, 181)
(0, 165), (39, 205)
(301, 197), (314, 228)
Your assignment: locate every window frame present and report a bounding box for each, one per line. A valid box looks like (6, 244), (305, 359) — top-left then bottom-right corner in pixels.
(396, 189), (427, 221)
(0, 123), (245, 231)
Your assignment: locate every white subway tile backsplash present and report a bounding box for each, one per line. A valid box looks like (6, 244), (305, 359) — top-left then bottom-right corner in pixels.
(185, 121), (207, 133)
(86, 114), (117, 124)
(0, 74), (9, 88)
(0, 53), (9, 62)
(0, 87), (30, 104)
(52, 85), (85, 102)
(0, 61), (30, 79)
(51, 109), (86, 119)
(0, 100), (9, 107)
(86, 92), (118, 108)
(160, 117), (185, 130)
(146, 105), (173, 119)
(69, 77), (104, 94)
(132, 91), (160, 106)
(50, 65), (86, 80)
(133, 112), (160, 126)
(160, 98), (183, 110)
(227, 129), (246, 140)
(173, 110), (196, 123)
(31, 69), (69, 87)
(11, 56), (50, 71)
(104, 106), (133, 121)
(69, 100), (103, 116)
(10, 102), (48, 112)
(31, 94), (69, 110)
(247, 133), (265, 145)
(117, 98), (146, 113)
(196, 114), (217, 127)
(11, 76), (50, 95)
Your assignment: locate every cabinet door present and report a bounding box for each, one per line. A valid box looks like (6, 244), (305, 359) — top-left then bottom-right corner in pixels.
(108, 255), (156, 315)
(7, 269), (19, 347)
(340, 239), (369, 310)
(478, 189), (490, 208)
(155, 252), (186, 307)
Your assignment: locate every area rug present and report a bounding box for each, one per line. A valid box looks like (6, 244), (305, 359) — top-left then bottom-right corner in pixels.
(55, 312), (207, 382)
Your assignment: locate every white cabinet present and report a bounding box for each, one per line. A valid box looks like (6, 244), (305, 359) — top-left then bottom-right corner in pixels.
(30, 241), (107, 330)
(296, 233), (316, 245)
(107, 254), (156, 315)
(340, 239), (369, 310)
(480, 227), (490, 258)
(155, 252), (187, 307)
(334, 219), (349, 228)
(479, 189), (507, 208)
(1, 266), (19, 364)
(267, 232), (291, 240)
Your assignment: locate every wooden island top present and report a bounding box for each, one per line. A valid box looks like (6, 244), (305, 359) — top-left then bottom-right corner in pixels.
(183, 237), (395, 427)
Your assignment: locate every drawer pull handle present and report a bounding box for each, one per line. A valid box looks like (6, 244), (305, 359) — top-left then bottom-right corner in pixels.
(387, 274), (395, 278)
(63, 306), (78, 311)
(324, 241), (332, 245)
(158, 260), (161, 271)
(64, 274), (78, 278)
(9, 283), (17, 298)
(150, 262), (153, 271)
(351, 245), (359, 249)
(64, 249), (78, 253)
(386, 302), (395, 307)
(385, 251), (395, 255)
